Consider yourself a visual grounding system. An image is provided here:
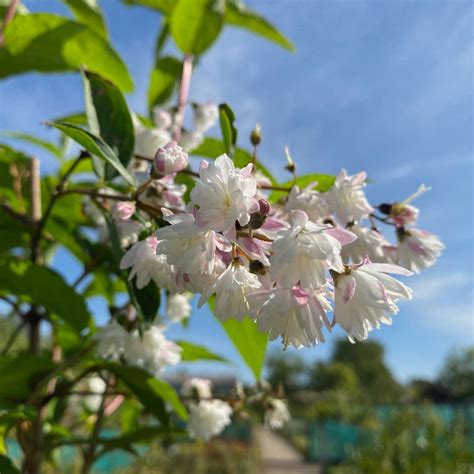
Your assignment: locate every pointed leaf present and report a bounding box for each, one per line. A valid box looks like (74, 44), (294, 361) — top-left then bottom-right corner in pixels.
(224, 2), (294, 51)
(218, 103), (237, 156)
(148, 56), (182, 110)
(82, 70), (135, 179)
(48, 121), (135, 186)
(177, 341), (228, 363)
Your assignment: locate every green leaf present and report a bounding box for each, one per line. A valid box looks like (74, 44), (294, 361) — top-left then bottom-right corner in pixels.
(224, 2), (294, 51)
(1, 14), (133, 92)
(0, 454), (20, 474)
(133, 280), (161, 323)
(0, 354), (56, 400)
(104, 363), (188, 421)
(62, 0), (107, 38)
(177, 341), (228, 363)
(48, 121), (135, 186)
(82, 70), (135, 179)
(209, 296), (267, 381)
(220, 316), (268, 381)
(154, 18), (170, 58)
(218, 103), (237, 156)
(0, 260), (91, 331)
(1, 132), (62, 158)
(171, 0), (224, 55)
(148, 56), (182, 110)
(52, 112), (88, 126)
(269, 173), (336, 202)
(122, 0), (175, 14)
(192, 137), (276, 184)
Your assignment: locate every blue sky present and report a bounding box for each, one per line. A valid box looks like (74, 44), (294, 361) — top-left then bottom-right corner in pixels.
(0, 0), (473, 383)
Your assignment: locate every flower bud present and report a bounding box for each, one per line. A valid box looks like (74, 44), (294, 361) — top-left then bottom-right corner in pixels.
(153, 141), (189, 175)
(248, 199), (271, 230)
(250, 123), (262, 146)
(112, 201), (135, 221)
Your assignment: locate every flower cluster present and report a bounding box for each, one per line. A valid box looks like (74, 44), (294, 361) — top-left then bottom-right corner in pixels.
(180, 377), (233, 441)
(114, 148), (443, 349)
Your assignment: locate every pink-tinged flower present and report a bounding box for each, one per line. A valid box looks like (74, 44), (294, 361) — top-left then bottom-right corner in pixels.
(120, 236), (176, 290)
(397, 228), (444, 273)
(190, 155), (258, 232)
(155, 214), (217, 274)
(198, 260), (262, 321)
(193, 102), (219, 132)
(154, 141), (189, 175)
(334, 260), (413, 342)
(341, 224), (390, 264)
(326, 169), (373, 224)
(112, 201), (136, 221)
(270, 210), (355, 289)
(134, 127), (171, 159)
(187, 399), (232, 441)
(387, 184), (430, 227)
(285, 184), (329, 222)
(254, 285), (331, 349)
(181, 378), (213, 399)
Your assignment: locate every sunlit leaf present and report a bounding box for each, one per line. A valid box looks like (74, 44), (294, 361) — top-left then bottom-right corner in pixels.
(171, 0), (224, 55)
(62, 0), (107, 38)
(224, 2), (294, 51)
(1, 14), (133, 92)
(148, 56), (182, 110)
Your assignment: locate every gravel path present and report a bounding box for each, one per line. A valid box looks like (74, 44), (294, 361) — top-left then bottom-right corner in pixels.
(253, 426), (321, 474)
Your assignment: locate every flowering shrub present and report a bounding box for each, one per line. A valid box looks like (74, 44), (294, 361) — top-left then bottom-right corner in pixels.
(0, 1), (443, 473)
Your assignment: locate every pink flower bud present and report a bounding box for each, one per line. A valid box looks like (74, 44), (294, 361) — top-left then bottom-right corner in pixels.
(154, 141), (189, 175)
(258, 199), (271, 216)
(113, 201), (135, 221)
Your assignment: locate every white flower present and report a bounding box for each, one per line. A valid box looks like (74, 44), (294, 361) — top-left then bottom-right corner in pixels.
(181, 378), (213, 399)
(270, 210), (352, 289)
(198, 261), (262, 321)
(95, 320), (130, 361)
(190, 155), (258, 232)
(341, 225), (389, 264)
(254, 285), (331, 349)
(112, 201), (136, 221)
(167, 293), (192, 323)
(120, 236), (176, 290)
(193, 102), (219, 132)
(179, 130), (204, 152)
(334, 260), (413, 342)
(326, 169), (373, 224)
(265, 398), (291, 430)
(285, 184), (329, 222)
(152, 107), (173, 130)
(127, 325), (181, 375)
(397, 228), (444, 273)
(134, 127), (172, 159)
(156, 214), (217, 274)
(154, 141), (189, 175)
(84, 376), (107, 413)
(187, 399), (232, 441)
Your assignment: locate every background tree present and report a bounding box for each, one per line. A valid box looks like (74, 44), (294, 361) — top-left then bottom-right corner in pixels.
(265, 350), (307, 394)
(331, 339), (402, 403)
(437, 347), (474, 402)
